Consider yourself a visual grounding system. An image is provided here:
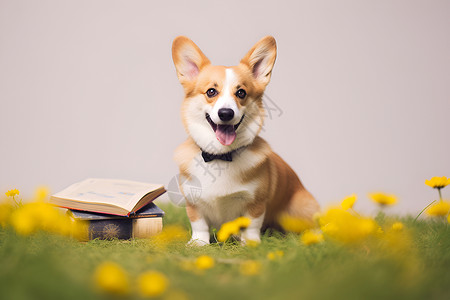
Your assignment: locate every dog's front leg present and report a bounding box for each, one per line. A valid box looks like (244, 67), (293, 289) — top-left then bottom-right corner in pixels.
(186, 202), (210, 246)
(241, 202), (265, 244)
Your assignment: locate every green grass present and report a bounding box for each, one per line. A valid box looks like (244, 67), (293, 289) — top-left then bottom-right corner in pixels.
(1, 204), (449, 300)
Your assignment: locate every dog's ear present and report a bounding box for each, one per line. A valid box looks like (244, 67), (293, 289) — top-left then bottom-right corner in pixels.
(172, 36), (211, 87)
(240, 36), (277, 87)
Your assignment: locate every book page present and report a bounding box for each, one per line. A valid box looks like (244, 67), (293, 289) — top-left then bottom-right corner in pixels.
(52, 178), (163, 211)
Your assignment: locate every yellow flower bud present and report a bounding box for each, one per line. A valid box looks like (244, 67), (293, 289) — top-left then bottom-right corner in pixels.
(138, 270), (169, 298)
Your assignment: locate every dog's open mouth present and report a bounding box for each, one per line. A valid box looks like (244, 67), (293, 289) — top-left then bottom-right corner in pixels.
(205, 113), (244, 146)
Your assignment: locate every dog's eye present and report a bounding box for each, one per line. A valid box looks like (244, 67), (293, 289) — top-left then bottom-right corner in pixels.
(206, 88), (218, 98)
(235, 89), (247, 99)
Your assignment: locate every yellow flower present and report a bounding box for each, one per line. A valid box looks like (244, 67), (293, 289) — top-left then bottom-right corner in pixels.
(341, 194), (357, 210)
(29, 202), (61, 232)
(217, 222), (239, 242)
(5, 189), (19, 198)
(267, 250), (284, 260)
(94, 262), (129, 295)
(368, 192), (398, 206)
(10, 208), (36, 235)
(267, 252), (276, 260)
(301, 230), (324, 245)
(391, 222), (404, 231)
(447, 214), (450, 224)
(0, 202), (13, 227)
(426, 200), (450, 217)
(278, 214), (314, 233)
(319, 207), (377, 244)
(7, 199), (87, 238)
(217, 217), (251, 242)
(151, 225), (189, 249)
(194, 255), (215, 270)
(235, 216), (251, 228)
(2, 188), (86, 238)
(138, 270), (169, 298)
(240, 260), (261, 276)
(71, 220), (89, 241)
(35, 186), (50, 201)
(425, 176), (450, 189)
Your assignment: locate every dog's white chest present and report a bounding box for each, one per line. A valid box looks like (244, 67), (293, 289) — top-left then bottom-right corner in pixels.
(182, 150), (262, 227)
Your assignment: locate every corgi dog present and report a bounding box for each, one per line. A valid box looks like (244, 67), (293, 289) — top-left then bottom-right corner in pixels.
(172, 36), (319, 245)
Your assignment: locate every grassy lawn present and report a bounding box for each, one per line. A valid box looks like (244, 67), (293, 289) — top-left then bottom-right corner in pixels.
(1, 203), (449, 300)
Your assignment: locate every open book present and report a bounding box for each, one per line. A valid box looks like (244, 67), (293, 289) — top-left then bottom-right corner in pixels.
(50, 178), (166, 216)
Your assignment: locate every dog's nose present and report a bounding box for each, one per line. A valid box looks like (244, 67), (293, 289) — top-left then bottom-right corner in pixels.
(218, 108), (234, 122)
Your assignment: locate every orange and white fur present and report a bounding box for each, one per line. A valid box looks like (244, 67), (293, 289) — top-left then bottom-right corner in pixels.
(172, 36), (319, 245)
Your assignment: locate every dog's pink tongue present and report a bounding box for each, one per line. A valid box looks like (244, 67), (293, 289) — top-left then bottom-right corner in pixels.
(215, 125), (236, 145)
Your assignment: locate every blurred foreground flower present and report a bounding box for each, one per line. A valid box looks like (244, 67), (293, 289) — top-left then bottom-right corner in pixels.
(425, 176), (450, 189)
(10, 207), (35, 235)
(319, 207), (377, 244)
(151, 225), (189, 249)
(301, 229), (324, 246)
(217, 216), (251, 242)
(240, 260), (261, 276)
(426, 200), (450, 217)
(35, 186), (50, 201)
(391, 222), (404, 231)
(0, 201), (14, 227)
(94, 262), (129, 296)
(138, 270), (169, 298)
(267, 250), (284, 260)
(1, 189), (87, 239)
(194, 255), (215, 270)
(10, 202), (87, 238)
(341, 194), (357, 210)
(368, 192), (397, 206)
(278, 214), (314, 233)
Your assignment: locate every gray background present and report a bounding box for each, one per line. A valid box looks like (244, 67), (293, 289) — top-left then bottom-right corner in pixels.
(1, 0), (449, 214)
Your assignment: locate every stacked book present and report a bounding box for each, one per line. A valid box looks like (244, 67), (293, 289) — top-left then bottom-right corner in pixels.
(50, 178), (166, 240)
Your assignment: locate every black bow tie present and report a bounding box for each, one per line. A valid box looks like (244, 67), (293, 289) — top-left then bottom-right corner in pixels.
(201, 151), (233, 162)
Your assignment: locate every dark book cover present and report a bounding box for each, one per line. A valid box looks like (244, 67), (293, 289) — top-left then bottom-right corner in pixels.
(68, 202), (164, 240)
(69, 202), (164, 220)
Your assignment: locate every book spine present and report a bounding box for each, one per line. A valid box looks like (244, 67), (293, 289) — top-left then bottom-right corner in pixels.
(132, 218), (163, 239)
(84, 218), (163, 240)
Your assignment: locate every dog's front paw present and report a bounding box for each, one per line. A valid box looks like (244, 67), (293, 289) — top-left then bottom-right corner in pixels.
(241, 229), (261, 246)
(187, 231), (210, 246)
(187, 238), (210, 247)
(240, 238), (261, 247)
